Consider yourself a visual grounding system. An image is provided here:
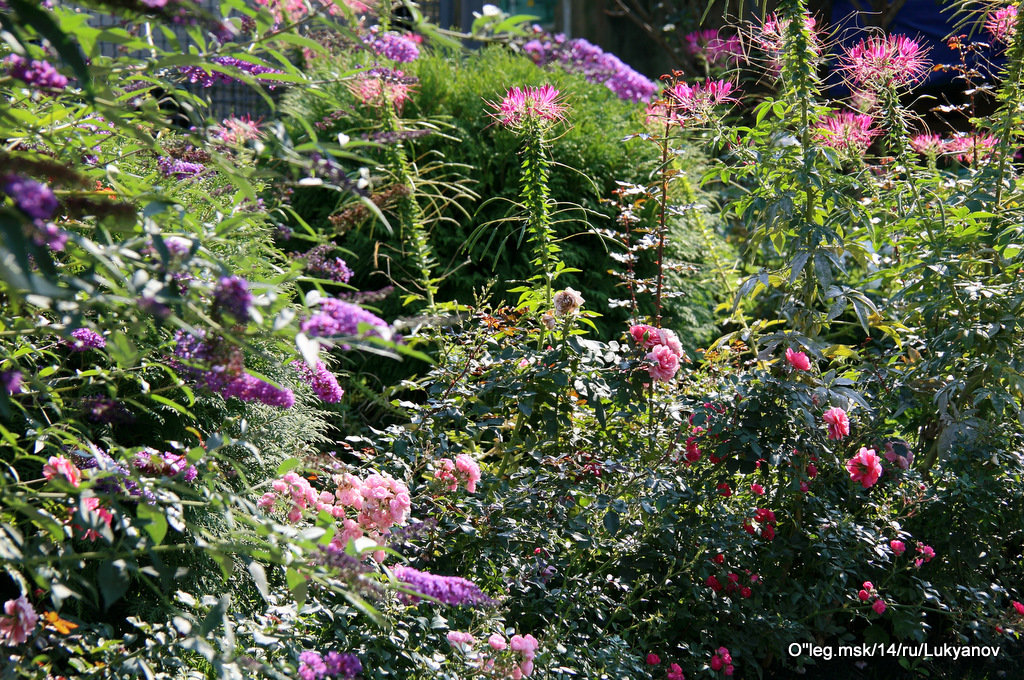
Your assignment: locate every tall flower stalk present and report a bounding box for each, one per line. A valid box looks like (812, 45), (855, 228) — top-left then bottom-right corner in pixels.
(489, 85), (567, 306)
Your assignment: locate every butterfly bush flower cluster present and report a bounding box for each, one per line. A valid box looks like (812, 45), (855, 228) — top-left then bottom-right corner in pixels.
(157, 156), (205, 179)
(301, 244), (354, 283)
(172, 330), (295, 408)
(840, 35), (929, 90)
(630, 324), (683, 383)
(298, 649), (362, 680)
(81, 396), (136, 425)
(291, 360), (344, 403)
(434, 453), (481, 493)
(684, 29), (742, 67)
(300, 297), (389, 340)
(522, 29), (656, 102)
(68, 328), (106, 352)
(391, 565), (495, 606)
(363, 29), (420, 63)
(846, 447), (883, 489)
(0, 596), (37, 647)
(813, 111), (878, 153)
(2, 370), (22, 395)
(2, 175), (58, 221)
(133, 448), (198, 482)
(857, 581), (887, 614)
(213, 275), (253, 322)
(180, 56), (284, 89)
(5, 55), (67, 91)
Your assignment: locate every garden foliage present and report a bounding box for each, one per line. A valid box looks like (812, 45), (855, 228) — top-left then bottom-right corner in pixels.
(1, 1), (1023, 679)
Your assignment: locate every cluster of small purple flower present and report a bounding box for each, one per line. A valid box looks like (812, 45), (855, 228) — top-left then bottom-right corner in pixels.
(68, 328), (106, 352)
(157, 156), (205, 179)
(291, 360), (344, 403)
(363, 29), (420, 63)
(5, 55), (67, 91)
(179, 56), (284, 89)
(75, 446), (155, 502)
(133, 448), (198, 482)
(81, 396), (136, 425)
(300, 298), (388, 339)
(391, 564), (496, 607)
(522, 29), (656, 102)
(298, 650), (362, 680)
(2, 175), (58, 221)
(213, 275), (253, 322)
(1, 370), (22, 395)
(302, 244), (354, 283)
(172, 330), (295, 408)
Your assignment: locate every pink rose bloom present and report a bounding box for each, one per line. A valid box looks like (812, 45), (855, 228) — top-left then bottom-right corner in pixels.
(858, 589), (870, 601)
(647, 344), (680, 382)
(750, 483), (764, 495)
(890, 539), (906, 555)
(872, 599), (887, 615)
(455, 453), (481, 493)
(1013, 601), (1024, 616)
(668, 663), (685, 680)
(521, 659), (535, 677)
(0, 595), (37, 646)
(822, 407), (850, 440)
(447, 630), (475, 649)
(646, 653), (661, 665)
(488, 633), (507, 651)
(630, 324), (660, 348)
(42, 455), (81, 487)
(883, 441), (913, 470)
(846, 447), (883, 488)
(785, 347), (811, 371)
(710, 656), (722, 671)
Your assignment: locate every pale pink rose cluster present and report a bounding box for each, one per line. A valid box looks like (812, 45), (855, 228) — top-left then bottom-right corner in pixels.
(630, 324), (683, 383)
(446, 630), (540, 677)
(0, 596), (37, 647)
(259, 469), (411, 558)
(436, 453), (482, 493)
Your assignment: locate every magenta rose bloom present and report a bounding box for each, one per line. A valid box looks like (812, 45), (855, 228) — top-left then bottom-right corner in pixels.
(846, 446), (883, 488)
(785, 347), (811, 371)
(822, 407), (850, 440)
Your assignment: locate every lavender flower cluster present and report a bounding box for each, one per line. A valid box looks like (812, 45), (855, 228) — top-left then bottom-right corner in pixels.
(300, 298), (388, 339)
(213, 275), (253, 322)
(298, 650), (362, 680)
(2, 175), (58, 221)
(157, 156), (205, 179)
(76, 446), (155, 502)
(363, 30), (420, 63)
(302, 244), (354, 283)
(291, 360), (344, 403)
(68, 328), (106, 352)
(172, 330), (295, 408)
(5, 55), (67, 91)
(391, 565), (496, 607)
(82, 396), (136, 425)
(133, 448), (198, 482)
(523, 30), (657, 103)
(312, 543), (372, 581)
(179, 56), (284, 89)
(2, 370), (22, 395)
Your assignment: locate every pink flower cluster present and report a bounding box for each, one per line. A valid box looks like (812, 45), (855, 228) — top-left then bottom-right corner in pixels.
(840, 34), (929, 89)
(910, 132), (998, 163)
(43, 455), (81, 487)
(630, 324), (683, 382)
(510, 633), (540, 678)
(846, 447), (883, 489)
(660, 79), (737, 123)
(348, 67), (415, 112)
(751, 13), (821, 74)
(915, 542), (935, 568)
(986, 5), (1018, 44)
(447, 630), (539, 678)
(667, 662), (685, 680)
(709, 646), (734, 675)
(813, 112), (878, 153)
(259, 471), (317, 522)
(822, 407), (850, 440)
(0, 596), (37, 647)
(683, 30), (742, 67)
(490, 85), (567, 129)
(435, 453), (481, 493)
(743, 508), (777, 541)
(785, 347), (811, 371)
(857, 581), (887, 614)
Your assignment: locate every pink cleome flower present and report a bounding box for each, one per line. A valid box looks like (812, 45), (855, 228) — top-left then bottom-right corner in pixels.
(846, 447), (883, 488)
(0, 596), (37, 646)
(813, 111), (878, 152)
(490, 85), (567, 129)
(909, 133), (945, 157)
(987, 6), (1018, 44)
(822, 407), (850, 440)
(785, 347), (811, 371)
(840, 34), (930, 89)
(752, 13), (821, 74)
(684, 30), (742, 67)
(663, 79), (737, 122)
(945, 133), (998, 164)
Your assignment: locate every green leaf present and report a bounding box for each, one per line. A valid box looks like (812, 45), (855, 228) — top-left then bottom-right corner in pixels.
(276, 457), (302, 476)
(247, 561), (270, 602)
(98, 560), (130, 609)
(135, 503), (168, 545)
(603, 510), (620, 536)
